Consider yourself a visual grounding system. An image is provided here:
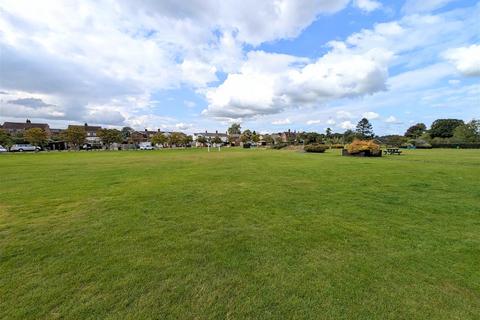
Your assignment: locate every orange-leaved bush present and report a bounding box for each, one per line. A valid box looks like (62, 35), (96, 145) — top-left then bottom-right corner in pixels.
(346, 139), (380, 154)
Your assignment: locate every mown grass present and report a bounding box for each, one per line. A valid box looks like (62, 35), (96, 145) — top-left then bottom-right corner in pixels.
(0, 148), (479, 319)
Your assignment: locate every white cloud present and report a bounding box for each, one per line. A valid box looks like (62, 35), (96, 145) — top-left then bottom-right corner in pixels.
(0, 0), (351, 127)
(184, 100), (196, 108)
(306, 119), (322, 125)
(402, 0), (458, 14)
(362, 111), (379, 119)
(175, 122), (193, 130)
(336, 110), (354, 119)
(354, 0), (382, 12)
(443, 45), (480, 77)
(340, 120), (355, 129)
(326, 119), (336, 125)
(385, 115), (398, 123)
(204, 48), (392, 119)
(272, 118), (291, 125)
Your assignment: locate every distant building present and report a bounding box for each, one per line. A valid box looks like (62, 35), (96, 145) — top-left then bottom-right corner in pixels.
(1, 119), (51, 136)
(68, 123), (102, 144)
(193, 130), (228, 146)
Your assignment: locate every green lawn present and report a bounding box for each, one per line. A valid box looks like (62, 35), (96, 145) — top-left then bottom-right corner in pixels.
(1, 148), (479, 319)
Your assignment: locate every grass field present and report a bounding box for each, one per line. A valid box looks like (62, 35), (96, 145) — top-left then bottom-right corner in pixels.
(1, 148), (479, 319)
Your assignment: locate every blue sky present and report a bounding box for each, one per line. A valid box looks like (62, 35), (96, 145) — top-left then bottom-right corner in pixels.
(0, 0), (479, 135)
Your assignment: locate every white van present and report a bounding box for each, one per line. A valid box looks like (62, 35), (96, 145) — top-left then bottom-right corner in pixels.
(139, 142), (154, 150)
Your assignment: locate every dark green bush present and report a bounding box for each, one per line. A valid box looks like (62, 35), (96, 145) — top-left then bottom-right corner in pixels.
(304, 144), (327, 153)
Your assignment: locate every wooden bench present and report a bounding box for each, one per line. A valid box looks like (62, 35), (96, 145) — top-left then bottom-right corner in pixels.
(384, 148), (402, 155)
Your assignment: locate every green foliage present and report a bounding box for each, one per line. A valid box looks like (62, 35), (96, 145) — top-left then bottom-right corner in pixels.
(24, 128), (48, 147)
(168, 132), (186, 146)
(382, 135), (407, 147)
(343, 130), (356, 143)
(98, 129), (123, 147)
(240, 129), (252, 143)
(121, 127), (134, 140)
(211, 135), (222, 144)
(227, 123), (241, 135)
(453, 120), (479, 142)
(304, 144), (327, 153)
(0, 129), (13, 147)
(304, 132), (323, 144)
(355, 118), (374, 139)
(430, 119), (464, 138)
(62, 127), (86, 149)
(404, 123), (426, 138)
(151, 132), (167, 146)
(197, 136), (207, 145)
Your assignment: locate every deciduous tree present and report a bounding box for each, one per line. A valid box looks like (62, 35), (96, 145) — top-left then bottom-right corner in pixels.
(24, 128), (48, 147)
(404, 123), (426, 138)
(227, 123), (241, 135)
(151, 132), (167, 146)
(98, 129), (123, 149)
(429, 119), (464, 138)
(63, 127), (86, 149)
(0, 129), (13, 147)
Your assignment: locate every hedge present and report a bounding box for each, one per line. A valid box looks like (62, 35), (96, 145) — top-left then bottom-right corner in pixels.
(304, 144), (327, 153)
(431, 143), (480, 149)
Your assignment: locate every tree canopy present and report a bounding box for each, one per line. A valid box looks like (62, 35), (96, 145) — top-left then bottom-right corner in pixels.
(227, 123), (241, 135)
(404, 123), (426, 138)
(98, 129), (123, 148)
(63, 127), (86, 149)
(453, 120), (479, 142)
(355, 118), (374, 139)
(0, 129), (13, 147)
(24, 128), (48, 147)
(151, 132), (167, 146)
(429, 119), (464, 138)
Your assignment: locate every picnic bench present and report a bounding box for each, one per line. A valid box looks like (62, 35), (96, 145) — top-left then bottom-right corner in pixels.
(384, 148), (402, 155)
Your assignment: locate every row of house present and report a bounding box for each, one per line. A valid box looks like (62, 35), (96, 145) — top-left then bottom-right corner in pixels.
(1, 119), (300, 148)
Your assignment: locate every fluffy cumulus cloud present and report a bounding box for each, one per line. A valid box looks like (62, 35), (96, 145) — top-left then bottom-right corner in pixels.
(354, 0), (382, 12)
(204, 48), (392, 119)
(443, 45), (480, 77)
(0, 0), (351, 127)
(362, 111), (380, 119)
(340, 121), (355, 130)
(1, 0), (479, 132)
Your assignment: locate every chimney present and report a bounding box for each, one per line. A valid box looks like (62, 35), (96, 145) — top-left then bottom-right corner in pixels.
(26, 119), (31, 123)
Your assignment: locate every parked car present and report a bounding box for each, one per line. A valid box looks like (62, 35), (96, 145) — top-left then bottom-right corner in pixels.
(0, 145), (7, 153)
(139, 142), (154, 150)
(10, 144), (41, 152)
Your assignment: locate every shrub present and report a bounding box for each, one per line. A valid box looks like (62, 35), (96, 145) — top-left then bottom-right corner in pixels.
(271, 143), (288, 150)
(329, 144), (344, 149)
(346, 139), (380, 155)
(304, 144), (327, 153)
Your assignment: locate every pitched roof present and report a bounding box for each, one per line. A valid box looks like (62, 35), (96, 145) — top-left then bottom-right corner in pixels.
(68, 124), (101, 132)
(194, 132), (228, 137)
(2, 121), (50, 130)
